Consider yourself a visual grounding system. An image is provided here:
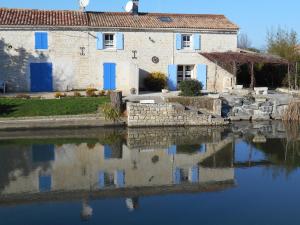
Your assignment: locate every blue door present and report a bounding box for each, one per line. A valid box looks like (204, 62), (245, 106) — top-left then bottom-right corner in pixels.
(103, 63), (116, 90)
(30, 63), (53, 92)
(197, 64), (207, 90)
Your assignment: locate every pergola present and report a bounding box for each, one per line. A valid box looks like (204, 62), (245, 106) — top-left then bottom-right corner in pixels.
(201, 52), (290, 89)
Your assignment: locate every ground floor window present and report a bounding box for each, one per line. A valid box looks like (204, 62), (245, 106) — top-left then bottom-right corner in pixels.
(177, 65), (194, 84)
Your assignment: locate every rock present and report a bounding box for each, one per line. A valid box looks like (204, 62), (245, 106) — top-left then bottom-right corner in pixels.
(255, 97), (267, 103)
(253, 134), (267, 143)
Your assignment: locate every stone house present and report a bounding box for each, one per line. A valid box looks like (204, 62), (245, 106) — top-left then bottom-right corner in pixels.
(0, 6), (239, 94)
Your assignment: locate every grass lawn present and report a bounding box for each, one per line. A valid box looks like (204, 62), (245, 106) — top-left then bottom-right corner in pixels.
(0, 97), (109, 118)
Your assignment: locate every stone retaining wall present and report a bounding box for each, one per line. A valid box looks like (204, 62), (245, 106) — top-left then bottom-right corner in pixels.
(127, 102), (228, 127)
(166, 96), (222, 116)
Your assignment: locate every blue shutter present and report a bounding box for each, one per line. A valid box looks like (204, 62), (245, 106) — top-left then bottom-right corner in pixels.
(116, 32), (124, 50)
(197, 64), (207, 89)
(190, 166), (199, 183)
(173, 168), (181, 184)
(97, 32), (104, 50)
(193, 33), (201, 50)
(104, 145), (112, 159)
(168, 65), (177, 91)
(168, 145), (177, 155)
(176, 33), (182, 50)
(39, 175), (52, 192)
(116, 170), (125, 188)
(35, 32), (48, 50)
(98, 171), (105, 188)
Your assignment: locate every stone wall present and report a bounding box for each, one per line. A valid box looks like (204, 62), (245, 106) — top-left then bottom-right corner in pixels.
(0, 28), (237, 93)
(222, 94), (292, 120)
(127, 102), (228, 127)
(166, 96), (222, 116)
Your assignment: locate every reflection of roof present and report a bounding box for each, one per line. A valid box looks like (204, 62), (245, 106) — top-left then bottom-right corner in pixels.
(0, 8), (239, 30)
(0, 181), (235, 206)
(201, 52), (289, 64)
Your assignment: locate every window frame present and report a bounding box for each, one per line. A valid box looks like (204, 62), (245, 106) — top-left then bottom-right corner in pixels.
(181, 34), (193, 49)
(177, 65), (194, 84)
(103, 33), (116, 49)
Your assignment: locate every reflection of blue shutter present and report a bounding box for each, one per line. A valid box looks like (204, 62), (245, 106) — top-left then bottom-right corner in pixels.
(97, 32), (104, 50)
(197, 64), (207, 90)
(98, 171), (105, 188)
(193, 33), (201, 50)
(176, 33), (182, 50)
(168, 145), (177, 155)
(116, 33), (124, 50)
(190, 166), (199, 183)
(199, 144), (206, 153)
(39, 175), (52, 192)
(168, 65), (177, 91)
(173, 168), (181, 184)
(104, 145), (112, 160)
(116, 170), (125, 188)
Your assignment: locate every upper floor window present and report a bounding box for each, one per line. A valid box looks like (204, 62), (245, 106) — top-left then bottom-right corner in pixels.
(182, 34), (192, 49)
(35, 32), (48, 50)
(104, 33), (115, 49)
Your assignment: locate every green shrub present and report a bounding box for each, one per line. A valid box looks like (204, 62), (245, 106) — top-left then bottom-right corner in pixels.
(86, 88), (97, 97)
(102, 103), (121, 122)
(144, 72), (167, 91)
(179, 79), (203, 96)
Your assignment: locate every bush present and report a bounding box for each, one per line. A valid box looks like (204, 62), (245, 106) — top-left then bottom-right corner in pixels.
(15, 94), (31, 99)
(54, 92), (67, 98)
(102, 103), (121, 122)
(86, 88), (97, 97)
(144, 72), (167, 91)
(179, 79), (203, 96)
(98, 90), (106, 96)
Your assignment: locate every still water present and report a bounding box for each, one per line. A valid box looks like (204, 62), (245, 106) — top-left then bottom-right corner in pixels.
(0, 122), (299, 225)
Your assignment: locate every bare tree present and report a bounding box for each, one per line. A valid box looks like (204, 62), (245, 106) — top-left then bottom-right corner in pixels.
(238, 33), (252, 49)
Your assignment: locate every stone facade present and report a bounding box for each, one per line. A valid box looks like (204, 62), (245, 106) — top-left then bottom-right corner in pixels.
(0, 27), (237, 94)
(127, 102), (228, 127)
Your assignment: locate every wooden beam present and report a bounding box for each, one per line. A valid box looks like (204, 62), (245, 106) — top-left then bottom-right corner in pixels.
(250, 62), (255, 89)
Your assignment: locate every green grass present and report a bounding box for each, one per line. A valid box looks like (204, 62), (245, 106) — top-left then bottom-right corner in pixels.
(0, 97), (109, 118)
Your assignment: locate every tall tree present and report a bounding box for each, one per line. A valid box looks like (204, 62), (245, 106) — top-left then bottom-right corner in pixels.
(238, 33), (252, 49)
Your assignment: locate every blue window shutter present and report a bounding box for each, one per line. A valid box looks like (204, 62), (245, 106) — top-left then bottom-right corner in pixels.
(190, 166), (199, 183)
(116, 33), (124, 50)
(97, 32), (104, 50)
(35, 32), (48, 50)
(116, 170), (125, 188)
(168, 145), (177, 155)
(104, 145), (112, 159)
(173, 168), (181, 184)
(193, 33), (201, 50)
(39, 175), (52, 192)
(98, 171), (105, 188)
(168, 64), (177, 91)
(176, 33), (182, 50)
(35, 32), (42, 49)
(197, 64), (207, 89)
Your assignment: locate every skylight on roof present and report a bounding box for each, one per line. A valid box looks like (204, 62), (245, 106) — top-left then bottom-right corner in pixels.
(158, 17), (173, 22)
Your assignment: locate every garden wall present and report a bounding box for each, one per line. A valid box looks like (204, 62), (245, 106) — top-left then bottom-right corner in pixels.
(127, 102), (227, 127)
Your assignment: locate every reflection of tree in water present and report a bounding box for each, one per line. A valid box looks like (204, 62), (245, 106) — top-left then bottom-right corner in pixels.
(200, 143), (233, 168)
(177, 144), (203, 154)
(0, 145), (35, 191)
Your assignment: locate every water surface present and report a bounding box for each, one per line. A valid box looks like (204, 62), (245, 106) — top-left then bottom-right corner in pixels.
(0, 122), (299, 225)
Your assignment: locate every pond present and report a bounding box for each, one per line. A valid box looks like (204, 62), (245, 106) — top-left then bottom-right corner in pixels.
(0, 122), (299, 225)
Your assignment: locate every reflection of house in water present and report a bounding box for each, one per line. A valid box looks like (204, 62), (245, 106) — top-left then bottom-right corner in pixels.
(0, 127), (235, 206)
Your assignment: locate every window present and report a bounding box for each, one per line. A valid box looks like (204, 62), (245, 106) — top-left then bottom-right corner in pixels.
(35, 32), (48, 50)
(177, 65), (194, 84)
(104, 33), (115, 49)
(182, 34), (192, 49)
(159, 16), (173, 22)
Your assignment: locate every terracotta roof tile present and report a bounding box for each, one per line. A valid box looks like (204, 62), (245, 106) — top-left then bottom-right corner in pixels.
(0, 8), (239, 30)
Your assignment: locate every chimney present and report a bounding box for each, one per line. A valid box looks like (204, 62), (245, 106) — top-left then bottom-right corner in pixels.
(132, 0), (139, 15)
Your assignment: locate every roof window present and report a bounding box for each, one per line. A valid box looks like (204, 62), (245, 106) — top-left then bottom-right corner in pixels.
(158, 17), (173, 22)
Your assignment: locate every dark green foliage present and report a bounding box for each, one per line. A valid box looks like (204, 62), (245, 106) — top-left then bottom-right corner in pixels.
(144, 72), (167, 91)
(179, 79), (203, 96)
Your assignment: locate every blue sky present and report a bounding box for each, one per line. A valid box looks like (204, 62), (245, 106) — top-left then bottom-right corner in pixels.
(0, 0), (299, 49)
